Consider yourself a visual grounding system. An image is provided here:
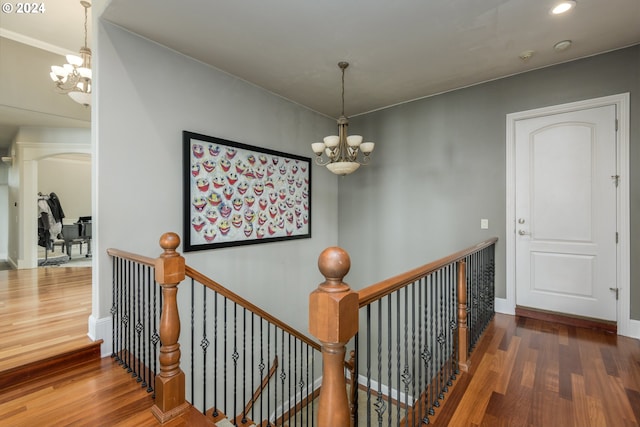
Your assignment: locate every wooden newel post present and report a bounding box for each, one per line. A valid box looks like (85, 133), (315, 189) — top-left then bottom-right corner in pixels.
(457, 260), (470, 372)
(309, 247), (359, 427)
(151, 232), (190, 423)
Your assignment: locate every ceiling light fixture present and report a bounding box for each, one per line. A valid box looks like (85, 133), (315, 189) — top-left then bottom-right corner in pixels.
(311, 62), (375, 176)
(554, 40), (573, 51)
(551, 1), (576, 15)
(49, 1), (92, 107)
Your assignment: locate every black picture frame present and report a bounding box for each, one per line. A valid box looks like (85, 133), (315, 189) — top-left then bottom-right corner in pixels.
(183, 131), (311, 251)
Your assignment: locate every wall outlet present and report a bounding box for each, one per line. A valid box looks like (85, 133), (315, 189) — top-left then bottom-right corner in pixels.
(480, 219), (489, 229)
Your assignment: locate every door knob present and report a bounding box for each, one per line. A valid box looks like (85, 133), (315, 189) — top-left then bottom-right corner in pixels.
(518, 230), (530, 236)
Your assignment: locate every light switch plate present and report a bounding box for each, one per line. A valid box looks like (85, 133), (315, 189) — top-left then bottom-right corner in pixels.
(480, 219), (489, 229)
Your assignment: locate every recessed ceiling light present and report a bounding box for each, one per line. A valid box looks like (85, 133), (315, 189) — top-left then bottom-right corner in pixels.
(551, 1), (576, 15)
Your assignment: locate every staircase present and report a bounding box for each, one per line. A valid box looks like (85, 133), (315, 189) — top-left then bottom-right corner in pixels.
(105, 233), (497, 426)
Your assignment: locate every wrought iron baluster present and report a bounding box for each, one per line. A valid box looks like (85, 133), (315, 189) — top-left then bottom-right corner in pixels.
(259, 317), (264, 424)
(366, 304), (371, 427)
(273, 324), (278, 426)
(233, 303), (238, 425)
(396, 290), (401, 427)
(417, 278), (425, 424)
(429, 272), (436, 415)
(213, 292), (218, 418)
(190, 278), (194, 407)
(224, 297), (228, 416)
(280, 329), (285, 426)
(376, 300), (384, 426)
(201, 283), (209, 414)
(125, 259), (132, 372)
(141, 265), (149, 389)
(267, 322), (271, 427)
(387, 295), (392, 427)
(135, 263), (141, 381)
(241, 308), (247, 424)
(402, 284), (411, 427)
(250, 312), (255, 424)
(438, 268), (445, 401)
(353, 331), (359, 427)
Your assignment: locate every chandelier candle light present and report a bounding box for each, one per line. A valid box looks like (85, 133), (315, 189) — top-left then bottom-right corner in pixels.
(49, 0), (92, 107)
(311, 62), (375, 175)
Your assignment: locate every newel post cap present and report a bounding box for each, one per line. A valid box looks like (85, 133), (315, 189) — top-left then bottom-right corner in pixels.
(309, 246), (359, 343)
(317, 246), (351, 292)
(155, 232), (186, 285)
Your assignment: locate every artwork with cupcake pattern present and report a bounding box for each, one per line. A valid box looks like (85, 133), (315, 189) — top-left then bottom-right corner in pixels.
(184, 131), (311, 250)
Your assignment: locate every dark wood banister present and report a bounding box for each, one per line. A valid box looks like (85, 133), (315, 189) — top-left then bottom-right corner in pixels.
(358, 237), (498, 307)
(106, 248), (155, 267)
(185, 265), (321, 352)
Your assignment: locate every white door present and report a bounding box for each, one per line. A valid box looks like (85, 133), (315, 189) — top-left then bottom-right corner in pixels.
(515, 105), (618, 321)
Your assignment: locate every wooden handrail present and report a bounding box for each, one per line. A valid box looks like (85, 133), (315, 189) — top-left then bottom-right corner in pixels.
(186, 266), (321, 352)
(106, 248), (155, 267)
(358, 237), (498, 307)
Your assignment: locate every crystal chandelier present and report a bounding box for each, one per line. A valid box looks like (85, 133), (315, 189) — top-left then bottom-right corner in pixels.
(49, 1), (92, 107)
(311, 62), (375, 175)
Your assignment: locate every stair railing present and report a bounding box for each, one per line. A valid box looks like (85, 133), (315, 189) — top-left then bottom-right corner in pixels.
(108, 232), (190, 423)
(309, 238), (497, 427)
(108, 232), (324, 425)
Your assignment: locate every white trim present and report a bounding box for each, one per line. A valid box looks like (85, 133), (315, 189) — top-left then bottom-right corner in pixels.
(506, 93), (631, 336)
(88, 315), (112, 358)
(270, 375), (323, 423)
(345, 370), (417, 407)
(494, 297), (514, 315)
(0, 28), (71, 57)
(625, 319), (640, 340)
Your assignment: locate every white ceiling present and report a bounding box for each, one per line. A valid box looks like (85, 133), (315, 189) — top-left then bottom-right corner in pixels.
(1, 0), (639, 147)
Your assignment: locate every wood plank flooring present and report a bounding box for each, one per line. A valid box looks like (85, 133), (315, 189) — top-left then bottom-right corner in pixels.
(0, 267), (95, 375)
(437, 313), (640, 427)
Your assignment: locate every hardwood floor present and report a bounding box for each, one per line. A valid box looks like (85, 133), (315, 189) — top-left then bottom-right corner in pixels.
(1, 266), (638, 426)
(0, 266), (95, 376)
(437, 313), (640, 427)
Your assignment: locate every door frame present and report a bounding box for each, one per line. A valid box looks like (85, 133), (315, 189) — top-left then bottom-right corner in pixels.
(505, 93), (631, 336)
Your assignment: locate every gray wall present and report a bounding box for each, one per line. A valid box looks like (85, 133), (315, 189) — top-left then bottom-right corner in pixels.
(95, 22), (338, 333)
(340, 45), (640, 320)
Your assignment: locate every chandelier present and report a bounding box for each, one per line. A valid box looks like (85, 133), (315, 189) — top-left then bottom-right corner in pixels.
(311, 62), (375, 175)
(49, 1), (92, 107)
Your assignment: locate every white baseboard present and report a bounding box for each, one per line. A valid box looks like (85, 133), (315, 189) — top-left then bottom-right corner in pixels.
(494, 297), (514, 315)
(623, 319), (640, 340)
(88, 315), (113, 358)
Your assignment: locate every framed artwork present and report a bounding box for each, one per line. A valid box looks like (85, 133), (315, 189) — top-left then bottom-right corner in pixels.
(183, 131), (311, 251)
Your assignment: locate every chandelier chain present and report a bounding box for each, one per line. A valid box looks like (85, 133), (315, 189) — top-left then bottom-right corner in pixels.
(84, 5), (88, 48)
(341, 66), (345, 117)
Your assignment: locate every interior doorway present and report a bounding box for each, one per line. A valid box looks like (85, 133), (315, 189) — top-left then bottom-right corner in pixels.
(505, 93), (631, 335)
(37, 153), (92, 267)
